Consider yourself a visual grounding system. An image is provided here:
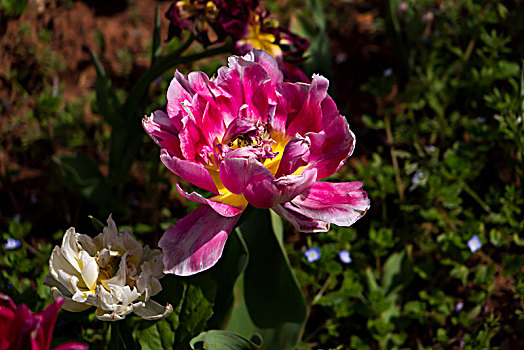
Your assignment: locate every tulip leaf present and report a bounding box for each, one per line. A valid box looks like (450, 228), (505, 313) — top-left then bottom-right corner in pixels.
(227, 208), (307, 349)
(91, 50), (123, 127)
(151, 6), (162, 64)
(207, 229), (249, 329)
(141, 273), (216, 350)
(137, 318), (175, 350)
(190, 330), (263, 350)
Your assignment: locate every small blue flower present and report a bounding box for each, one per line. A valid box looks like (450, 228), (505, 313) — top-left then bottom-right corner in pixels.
(425, 145), (436, 153)
(305, 248), (321, 263)
(411, 170), (424, 185)
(383, 68), (393, 76)
(4, 238), (21, 250)
(339, 250), (352, 264)
(455, 302), (464, 312)
(467, 235), (482, 253)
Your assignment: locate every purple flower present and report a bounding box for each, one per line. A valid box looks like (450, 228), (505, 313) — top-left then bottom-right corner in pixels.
(455, 302), (464, 312)
(0, 294), (87, 350)
(411, 170), (424, 185)
(467, 235), (482, 253)
(4, 238), (21, 250)
(338, 250), (352, 264)
(425, 145), (436, 152)
(235, 9), (310, 77)
(144, 50), (369, 276)
(305, 248), (321, 263)
(165, 0), (258, 46)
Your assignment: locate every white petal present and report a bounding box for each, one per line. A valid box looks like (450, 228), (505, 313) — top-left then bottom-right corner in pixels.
(78, 250), (99, 290)
(61, 227), (82, 273)
(77, 233), (99, 256)
(133, 300), (173, 320)
(51, 287), (92, 312)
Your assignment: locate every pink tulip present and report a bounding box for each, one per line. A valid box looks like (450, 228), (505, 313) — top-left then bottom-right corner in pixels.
(0, 294), (87, 350)
(144, 49), (370, 276)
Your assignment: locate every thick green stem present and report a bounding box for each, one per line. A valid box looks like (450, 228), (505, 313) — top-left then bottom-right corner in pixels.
(122, 40), (232, 117)
(109, 322), (122, 350)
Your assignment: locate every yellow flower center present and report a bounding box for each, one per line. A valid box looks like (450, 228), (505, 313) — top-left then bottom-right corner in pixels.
(206, 129), (291, 209)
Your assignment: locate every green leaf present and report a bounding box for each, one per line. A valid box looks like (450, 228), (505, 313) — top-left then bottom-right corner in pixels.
(190, 330), (262, 350)
(52, 154), (113, 211)
(227, 208), (307, 350)
(382, 251), (405, 293)
(137, 319), (175, 350)
(150, 274), (216, 350)
(91, 50), (122, 126)
(269, 209), (283, 244)
(89, 215), (105, 232)
(207, 229), (249, 329)
(365, 267), (379, 293)
(151, 6), (162, 64)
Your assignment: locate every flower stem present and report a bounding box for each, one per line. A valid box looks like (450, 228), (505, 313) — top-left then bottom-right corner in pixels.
(311, 273), (334, 305)
(122, 39), (232, 117)
(384, 111), (404, 201)
(109, 321), (122, 350)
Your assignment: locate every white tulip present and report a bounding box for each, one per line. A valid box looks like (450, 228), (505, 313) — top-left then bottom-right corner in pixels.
(44, 215), (172, 321)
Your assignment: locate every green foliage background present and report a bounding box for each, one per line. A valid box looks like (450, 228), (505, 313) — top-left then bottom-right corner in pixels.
(1, 0), (523, 349)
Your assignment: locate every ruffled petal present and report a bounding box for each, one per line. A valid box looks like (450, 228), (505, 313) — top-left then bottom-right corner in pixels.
(285, 74), (329, 137)
(305, 113), (355, 180)
(37, 297), (65, 350)
(132, 300), (173, 321)
(160, 149), (218, 194)
(275, 134), (311, 178)
(274, 168), (317, 203)
(176, 184), (246, 217)
(53, 342), (89, 350)
(291, 181), (370, 227)
(243, 162), (279, 208)
(159, 205), (240, 276)
(271, 204), (329, 233)
(219, 155), (253, 195)
(143, 110), (182, 158)
(166, 70), (194, 129)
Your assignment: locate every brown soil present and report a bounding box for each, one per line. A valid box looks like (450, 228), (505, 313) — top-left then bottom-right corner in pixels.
(1, 0), (172, 103)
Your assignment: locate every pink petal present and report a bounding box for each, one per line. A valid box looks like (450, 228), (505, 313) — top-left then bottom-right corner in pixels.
(178, 111), (206, 162)
(306, 110), (355, 180)
(275, 134), (311, 178)
(272, 82), (308, 135)
(239, 62), (270, 122)
(166, 71), (194, 129)
(188, 71), (215, 104)
(244, 49), (284, 87)
(160, 149), (218, 194)
(291, 181), (370, 227)
(143, 110), (182, 158)
(243, 163), (279, 209)
(219, 156), (253, 195)
(159, 205), (240, 276)
(285, 75), (329, 137)
(54, 342), (89, 350)
(36, 297), (65, 350)
(272, 203), (329, 233)
(274, 168), (317, 203)
(242, 163), (317, 208)
(176, 184), (245, 217)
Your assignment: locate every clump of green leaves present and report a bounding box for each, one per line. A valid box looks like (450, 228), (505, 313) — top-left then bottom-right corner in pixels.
(292, 0), (524, 348)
